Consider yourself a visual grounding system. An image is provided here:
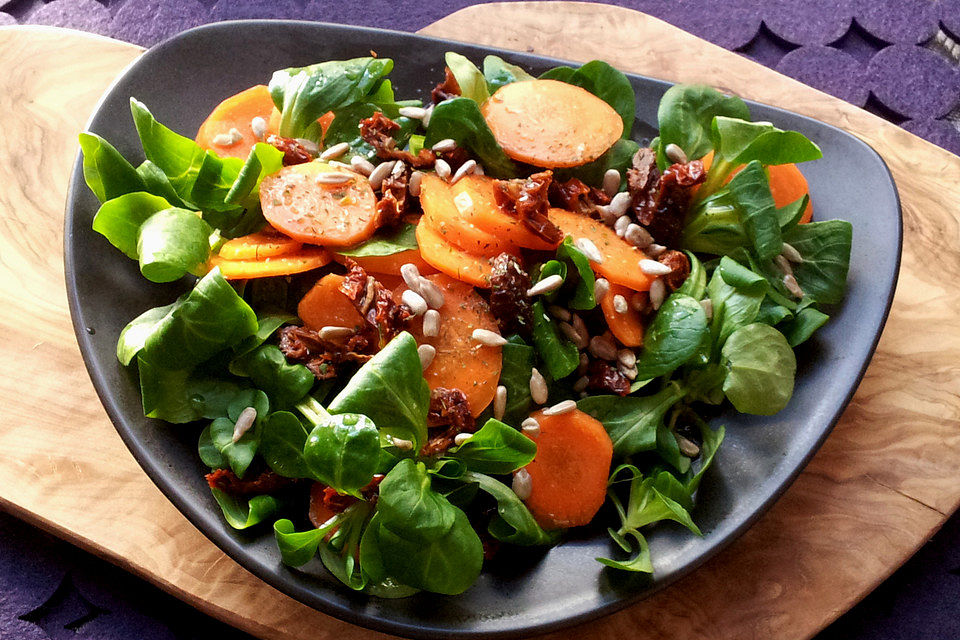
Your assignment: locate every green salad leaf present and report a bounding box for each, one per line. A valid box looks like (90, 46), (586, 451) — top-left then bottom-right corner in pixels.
(424, 97), (517, 178)
(483, 54), (535, 92)
(721, 323), (796, 415)
(449, 418), (536, 475)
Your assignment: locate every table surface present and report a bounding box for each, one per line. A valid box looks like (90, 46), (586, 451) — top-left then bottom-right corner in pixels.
(1, 2), (959, 640)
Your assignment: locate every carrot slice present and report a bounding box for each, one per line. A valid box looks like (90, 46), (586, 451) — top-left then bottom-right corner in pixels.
(701, 151), (813, 223)
(196, 85), (277, 160)
(218, 229), (302, 261)
(260, 163), (379, 248)
(297, 273), (366, 332)
(547, 208), (654, 292)
(599, 282), (645, 347)
(481, 79), (622, 168)
(523, 407), (614, 529)
(333, 248), (437, 277)
(396, 274), (502, 416)
(451, 175), (559, 251)
(420, 174), (519, 257)
(415, 221), (493, 288)
(210, 247), (331, 280)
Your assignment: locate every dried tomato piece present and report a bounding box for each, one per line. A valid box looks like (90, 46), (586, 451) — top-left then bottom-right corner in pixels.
(205, 468), (300, 497)
(278, 325), (373, 381)
(658, 249), (691, 291)
(421, 388), (476, 457)
(359, 112), (436, 168)
(494, 170), (564, 244)
(650, 160), (706, 247)
(489, 253), (533, 337)
(266, 134), (314, 166)
(549, 177), (612, 216)
(338, 260), (413, 347)
(432, 66), (462, 104)
(627, 147), (660, 223)
(586, 360), (630, 396)
(377, 171), (409, 227)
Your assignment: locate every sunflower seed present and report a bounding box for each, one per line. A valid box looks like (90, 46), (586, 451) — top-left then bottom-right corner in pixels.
(547, 304), (571, 322)
(400, 263), (422, 292)
(250, 117), (267, 140)
(434, 157), (452, 180)
(431, 138), (457, 152)
(319, 141), (350, 160)
(613, 294), (629, 314)
(573, 376), (590, 392)
(571, 313), (589, 343)
(408, 170), (424, 197)
(521, 417), (540, 438)
(422, 104), (435, 127)
(328, 160), (353, 171)
(526, 274), (564, 297)
(398, 106), (428, 119)
(350, 156), (375, 176)
(676, 433), (701, 458)
(575, 237), (604, 263)
(577, 352), (590, 375)
(422, 309), (441, 337)
(402, 289), (428, 316)
(473, 163), (485, 176)
(646, 243), (668, 258)
(529, 368), (549, 404)
(630, 292), (648, 312)
(368, 160), (396, 190)
(781, 242), (803, 263)
(559, 321), (588, 349)
(494, 385), (507, 420)
(597, 204), (619, 226)
(418, 343), (437, 370)
(512, 468), (532, 500)
(391, 436), (414, 451)
(314, 172), (355, 184)
(454, 432), (472, 446)
(664, 143), (688, 164)
(231, 407), (258, 443)
(700, 298), (714, 320)
(774, 254), (793, 277)
(602, 169), (621, 197)
(392, 159), (406, 178)
(608, 191), (631, 217)
(625, 224), (654, 249)
(295, 138), (320, 155)
(472, 328), (507, 347)
(649, 279), (666, 310)
(594, 278), (610, 302)
(588, 334), (617, 361)
(543, 399), (577, 416)
(418, 277), (445, 308)
(450, 159), (477, 184)
(212, 127), (243, 147)
(783, 274), (804, 299)
(319, 325), (354, 340)
(640, 259), (672, 276)
(617, 349), (636, 368)
(621, 365), (638, 380)
(614, 215), (631, 237)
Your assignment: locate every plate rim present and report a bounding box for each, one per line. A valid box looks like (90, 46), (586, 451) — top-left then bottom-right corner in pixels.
(63, 18), (903, 640)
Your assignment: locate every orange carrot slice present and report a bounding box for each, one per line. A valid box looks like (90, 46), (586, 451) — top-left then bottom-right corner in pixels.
(415, 221), (493, 288)
(599, 282), (645, 347)
(333, 248), (437, 277)
(218, 229), (303, 261)
(397, 274), (502, 416)
(297, 273), (366, 332)
(523, 407), (614, 529)
(547, 208), (654, 292)
(420, 174), (519, 257)
(196, 85), (277, 160)
(260, 163), (379, 248)
(451, 175), (559, 251)
(210, 247), (331, 280)
(481, 79), (622, 168)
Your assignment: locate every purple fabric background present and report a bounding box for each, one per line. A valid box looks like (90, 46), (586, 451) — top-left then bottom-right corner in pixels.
(1, 1), (959, 638)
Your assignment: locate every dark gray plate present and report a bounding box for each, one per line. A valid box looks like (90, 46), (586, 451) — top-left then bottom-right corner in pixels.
(64, 20), (901, 640)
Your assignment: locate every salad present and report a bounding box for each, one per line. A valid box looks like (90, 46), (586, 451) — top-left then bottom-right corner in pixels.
(78, 52), (852, 597)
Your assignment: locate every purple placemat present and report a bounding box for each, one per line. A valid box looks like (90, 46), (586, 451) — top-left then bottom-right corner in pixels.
(2, 2), (959, 640)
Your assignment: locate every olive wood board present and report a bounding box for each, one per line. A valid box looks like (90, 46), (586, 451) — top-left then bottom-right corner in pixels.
(1, 3), (958, 639)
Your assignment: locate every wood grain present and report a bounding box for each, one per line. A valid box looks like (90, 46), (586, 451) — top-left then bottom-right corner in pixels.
(0, 3), (958, 639)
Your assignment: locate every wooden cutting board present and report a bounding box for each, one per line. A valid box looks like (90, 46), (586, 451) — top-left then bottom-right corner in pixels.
(1, 3), (959, 639)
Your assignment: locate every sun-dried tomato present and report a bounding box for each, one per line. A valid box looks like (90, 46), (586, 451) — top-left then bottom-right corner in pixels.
(421, 388), (476, 457)
(494, 170), (564, 244)
(586, 360), (630, 396)
(489, 253), (533, 337)
(266, 134), (314, 166)
(432, 66), (462, 104)
(278, 325), (372, 381)
(626, 147), (660, 222)
(377, 171), (409, 227)
(339, 260), (413, 348)
(205, 468), (300, 497)
(627, 148), (706, 248)
(359, 112), (436, 168)
(549, 177), (612, 216)
(658, 249), (691, 291)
